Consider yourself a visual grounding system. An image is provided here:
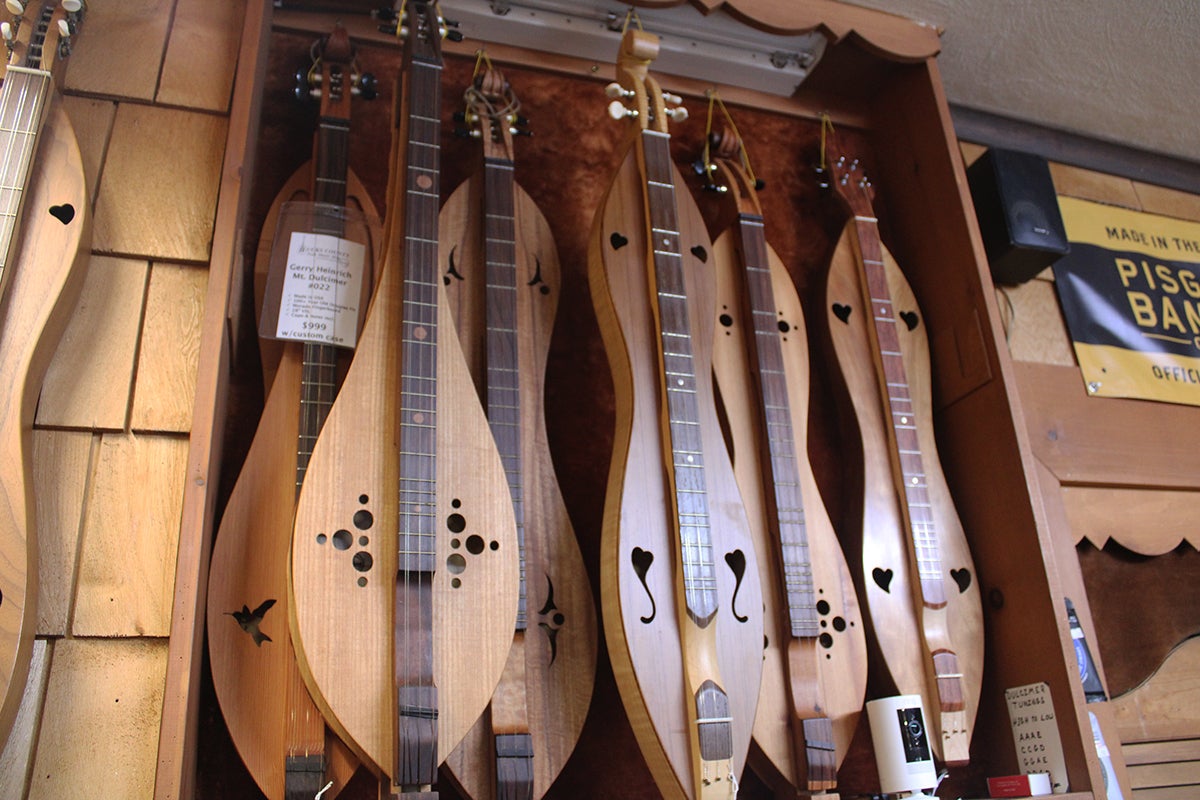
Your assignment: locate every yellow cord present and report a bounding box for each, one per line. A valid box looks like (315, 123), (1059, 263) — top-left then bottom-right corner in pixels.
(700, 88), (760, 188)
(818, 112), (836, 172)
(619, 7), (644, 34)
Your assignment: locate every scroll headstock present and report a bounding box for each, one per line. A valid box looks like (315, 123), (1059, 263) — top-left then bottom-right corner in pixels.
(604, 28), (687, 132)
(294, 23), (377, 116)
(3, 0), (85, 77)
(703, 129), (764, 217)
(461, 66), (526, 162)
(820, 127), (875, 218)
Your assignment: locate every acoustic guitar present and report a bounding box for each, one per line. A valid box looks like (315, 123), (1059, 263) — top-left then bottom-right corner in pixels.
(587, 29), (763, 800)
(0, 0), (89, 745)
(704, 130), (867, 794)
(821, 128), (983, 765)
(440, 66), (597, 800)
(290, 3), (518, 796)
(206, 23), (371, 799)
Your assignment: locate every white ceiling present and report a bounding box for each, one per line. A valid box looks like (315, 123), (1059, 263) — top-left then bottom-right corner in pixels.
(841, 0), (1199, 165)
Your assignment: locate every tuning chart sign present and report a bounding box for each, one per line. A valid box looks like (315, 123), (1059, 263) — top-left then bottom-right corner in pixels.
(259, 201), (371, 348)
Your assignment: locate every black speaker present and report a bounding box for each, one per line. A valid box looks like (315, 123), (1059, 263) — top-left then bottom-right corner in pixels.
(967, 148), (1069, 284)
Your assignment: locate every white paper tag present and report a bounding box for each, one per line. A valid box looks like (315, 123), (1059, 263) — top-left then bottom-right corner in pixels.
(1005, 682), (1069, 793)
(274, 231), (366, 347)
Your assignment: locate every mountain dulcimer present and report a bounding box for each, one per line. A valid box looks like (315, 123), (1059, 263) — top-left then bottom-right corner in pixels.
(0, 0), (90, 745)
(206, 24), (372, 799)
(587, 30), (763, 800)
(290, 3), (519, 797)
(820, 129), (982, 765)
(440, 67), (597, 800)
(703, 130), (866, 795)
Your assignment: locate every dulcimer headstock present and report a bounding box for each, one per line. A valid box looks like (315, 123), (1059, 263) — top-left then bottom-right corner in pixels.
(294, 22), (377, 113)
(706, 129), (765, 217)
(462, 66), (524, 163)
(604, 28), (687, 134)
(820, 125), (876, 219)
(3, 0), (85, 79)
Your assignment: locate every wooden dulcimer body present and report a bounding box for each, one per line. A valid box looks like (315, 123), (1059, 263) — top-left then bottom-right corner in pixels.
(207, 24), (371, 799)
(290, 3), (518, 795)
(821, 137), (982, 765)
(588, 31), (762, 800)
(440, 68), (596, 800)
(704, 134), (866, 794)
(0, 1), (90, 745)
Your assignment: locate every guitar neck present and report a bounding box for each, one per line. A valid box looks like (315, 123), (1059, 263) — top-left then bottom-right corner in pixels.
(0, 66), (52, 291)
(733, 213), (818, 638)
(640, 129), (720, 628)
(850, 215), (945, 608)
(481, 155), (528, 630)
(396, 56), (443, 577)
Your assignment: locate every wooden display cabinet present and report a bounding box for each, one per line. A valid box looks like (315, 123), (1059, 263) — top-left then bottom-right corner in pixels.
(158, 2), (1115, 798)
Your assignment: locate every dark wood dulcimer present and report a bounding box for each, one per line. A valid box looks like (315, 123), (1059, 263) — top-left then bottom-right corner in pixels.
(0, 0), (89, 745)
(440, 65), (597, 800)
(291, 3), (518, 797)
(207, 23), (373, 799)
(703, 129), (867, 795)
(588, 29), (763, 800)
(820, 126), (982, 765)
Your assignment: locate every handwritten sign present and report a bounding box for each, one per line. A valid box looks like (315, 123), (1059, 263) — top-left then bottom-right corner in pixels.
(272, 231), (366, 348)
(1005, 682), (1068, 793)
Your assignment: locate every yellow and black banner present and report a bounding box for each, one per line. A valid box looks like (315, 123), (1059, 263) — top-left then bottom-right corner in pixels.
(1053, 196), (1200, 406)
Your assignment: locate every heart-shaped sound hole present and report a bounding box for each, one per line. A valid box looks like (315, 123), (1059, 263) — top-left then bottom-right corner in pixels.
(610, 231), (629, 250)
(832, 303), (852, 324)
(951, 568), (972, 593)
(900, 310), (920, 331)
(872, 567), (893, 593)
(49, 203), (75, 225)
(690, 245), (707, 263)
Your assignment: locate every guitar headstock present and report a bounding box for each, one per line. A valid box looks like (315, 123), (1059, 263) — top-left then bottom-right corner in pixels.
(820, 125), (875, 218)
(604, 28), (687, 133)
(461, 66), (525, 162)
(294, 23), (377, 115)
(3, 0), (85, 77)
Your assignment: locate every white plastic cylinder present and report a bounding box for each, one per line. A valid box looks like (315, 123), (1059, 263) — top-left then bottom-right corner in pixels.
(866, 694), (939, 795)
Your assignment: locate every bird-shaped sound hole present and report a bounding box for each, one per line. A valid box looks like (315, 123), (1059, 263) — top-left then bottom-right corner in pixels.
(313, 493), (376, 587)
(537, 576), (567, 665)
(445, 497), (500, 589)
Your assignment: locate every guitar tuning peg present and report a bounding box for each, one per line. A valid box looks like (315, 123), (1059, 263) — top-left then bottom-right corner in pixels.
(604, 82), (633, 100)
(511, 127), (532, 137)
(661, 91), (682, 105)
(666, 106), (688, 123)
(444, 28), (463, 42)
(61, 0), (83, 13)
(607, 100), (636, 121)
(293, 67), (312, 102)
(354, 72), (378, 100)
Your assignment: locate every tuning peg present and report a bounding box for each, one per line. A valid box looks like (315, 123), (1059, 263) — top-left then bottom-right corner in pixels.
(61, 0), (82, 12)
(511, 126), (532, 137)
(604, 82), (633, 100)
(661, 91), (682, 105)
(4, 0), (22, 16)
(666, 106), (688, 123)
(354, 72), (377, 100)
(607, 100), (636, 121)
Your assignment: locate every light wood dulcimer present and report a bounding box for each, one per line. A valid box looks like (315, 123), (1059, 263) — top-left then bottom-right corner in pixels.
(290, 2), (518, 797)
(440, 65), (597, 800)
(820, 127), (982, 765)
(207, 23), (373, 800)
(0, 0), (89, 746)
(588, 29), (763, 800)
(703, 129), (866, 795)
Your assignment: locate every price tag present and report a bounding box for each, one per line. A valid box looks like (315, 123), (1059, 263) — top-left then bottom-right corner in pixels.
(273, 231), (366, 347)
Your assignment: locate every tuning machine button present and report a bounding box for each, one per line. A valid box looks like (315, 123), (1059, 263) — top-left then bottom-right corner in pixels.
(61, 0), (82, 12)
(607, 100), (636, 121)
(5, 1), (22, 16)
(604, 82), (634, 100)
(353, 71), (378, 100)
